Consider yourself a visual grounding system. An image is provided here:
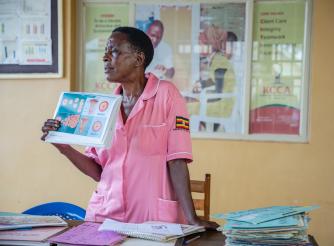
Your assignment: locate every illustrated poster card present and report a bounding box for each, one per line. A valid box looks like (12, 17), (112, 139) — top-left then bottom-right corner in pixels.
(45, 92), (122, 147)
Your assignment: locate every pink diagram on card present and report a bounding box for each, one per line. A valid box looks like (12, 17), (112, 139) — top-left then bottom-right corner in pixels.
(92, 121), (102, 132)
(99, 101), (109, 112)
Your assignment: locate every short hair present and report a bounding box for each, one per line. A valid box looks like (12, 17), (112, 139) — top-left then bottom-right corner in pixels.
(148, 20), (164, 34)
(112, 26), (154, 69)
(227, 31), (238, 42)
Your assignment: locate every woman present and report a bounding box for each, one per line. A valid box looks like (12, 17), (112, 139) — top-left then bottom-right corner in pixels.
(41, 26), (218, 229)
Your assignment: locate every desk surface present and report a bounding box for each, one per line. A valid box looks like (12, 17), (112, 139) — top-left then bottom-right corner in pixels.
(66, 220), (319, 246)
(176, 231), (319, 246)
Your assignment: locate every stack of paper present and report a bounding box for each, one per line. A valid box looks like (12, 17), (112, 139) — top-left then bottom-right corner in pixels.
(0, 214), (67, 230)
(213, 205), (319, 246)
(99, 219), (205, 242)
(0, 227), (66, 246)
(0, 213), (68, 245)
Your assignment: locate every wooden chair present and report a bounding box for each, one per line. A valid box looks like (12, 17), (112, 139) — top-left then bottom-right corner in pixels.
(190, 173), (211, 220)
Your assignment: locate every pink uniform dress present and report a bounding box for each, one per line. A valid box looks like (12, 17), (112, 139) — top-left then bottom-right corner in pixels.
(84, 74), (193, 224)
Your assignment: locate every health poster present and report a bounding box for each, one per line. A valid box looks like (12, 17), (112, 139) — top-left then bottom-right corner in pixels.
(83, 3), (129, 93)
(250, 0), (306, 135)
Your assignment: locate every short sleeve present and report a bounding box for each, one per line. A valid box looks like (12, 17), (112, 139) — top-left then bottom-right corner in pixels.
(166, 87), (193, 163)
(84, 146), (103, 167)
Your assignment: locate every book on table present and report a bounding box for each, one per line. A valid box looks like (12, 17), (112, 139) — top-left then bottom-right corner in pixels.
(0, 226), (67, 246)
(98, 219), (205, 242)
(121, 237), (177, 246)
(48, 222), (125, 246)
(45, 92), (122, 148)
(0, 213), (68, 246)
(0, 214), (67, 231)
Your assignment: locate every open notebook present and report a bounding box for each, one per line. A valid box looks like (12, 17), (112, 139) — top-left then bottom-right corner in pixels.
(99, 220), (205, 242)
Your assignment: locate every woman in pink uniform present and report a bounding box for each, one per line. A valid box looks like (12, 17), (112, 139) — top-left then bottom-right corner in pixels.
(41, 27), (218, 229)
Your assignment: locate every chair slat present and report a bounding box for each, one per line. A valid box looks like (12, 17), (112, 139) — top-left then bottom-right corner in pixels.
(190, 174), (211, 221)
(193, 198), (205, 210)
(190, 181), (205, 193)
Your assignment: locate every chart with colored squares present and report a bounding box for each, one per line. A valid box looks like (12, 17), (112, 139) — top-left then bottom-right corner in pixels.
(55, 93), (112, 138)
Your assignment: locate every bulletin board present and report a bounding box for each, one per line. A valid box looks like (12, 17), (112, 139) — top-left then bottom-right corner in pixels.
(0, 0), (63, 78)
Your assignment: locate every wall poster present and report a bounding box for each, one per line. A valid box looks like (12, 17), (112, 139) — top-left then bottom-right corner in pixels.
(78, 0), (311, 141)
(0, 0), (62, 78)
(80, 2), (129, 93)
(135, 2), (248, 136)
(250, 0), (307, 135)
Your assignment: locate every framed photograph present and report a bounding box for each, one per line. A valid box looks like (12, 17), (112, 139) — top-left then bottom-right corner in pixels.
(76, 0), (311, 142)
(0, 0), (63, 78)
(135, 1), (252, 137)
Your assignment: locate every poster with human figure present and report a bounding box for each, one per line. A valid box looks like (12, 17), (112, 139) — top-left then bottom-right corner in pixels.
(135, 3), (247, 136)
(186, 3), (247, 135)
(135, 4), (191, 85)
(145, 19), (175, 80)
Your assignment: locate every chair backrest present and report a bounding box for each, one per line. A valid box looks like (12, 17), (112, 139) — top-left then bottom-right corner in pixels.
(22, 202), (86, 220)
(190, 173), (211, 220)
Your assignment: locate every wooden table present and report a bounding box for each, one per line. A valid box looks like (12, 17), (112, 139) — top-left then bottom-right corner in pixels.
(65, 220), (319, 246)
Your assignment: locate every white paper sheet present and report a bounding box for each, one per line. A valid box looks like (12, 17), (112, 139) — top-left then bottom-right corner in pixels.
(99, 219), (184, 236)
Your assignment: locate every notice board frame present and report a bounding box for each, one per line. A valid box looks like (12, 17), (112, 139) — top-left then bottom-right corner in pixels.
(0, 0), (63, 79)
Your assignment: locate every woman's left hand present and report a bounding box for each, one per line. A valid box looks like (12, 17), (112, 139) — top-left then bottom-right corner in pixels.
(190, 216), (220, 230)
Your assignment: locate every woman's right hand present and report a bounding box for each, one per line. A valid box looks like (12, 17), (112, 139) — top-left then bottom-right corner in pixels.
(41, 119), (61, 141)
(41, 119), (71, 151)
(40, 119), (100, 180)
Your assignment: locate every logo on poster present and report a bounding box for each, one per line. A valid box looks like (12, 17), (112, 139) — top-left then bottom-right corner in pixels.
(262, 85), (291, 96)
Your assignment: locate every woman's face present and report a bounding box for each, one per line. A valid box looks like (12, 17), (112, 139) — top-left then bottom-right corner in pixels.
(103, 32), (138, 83)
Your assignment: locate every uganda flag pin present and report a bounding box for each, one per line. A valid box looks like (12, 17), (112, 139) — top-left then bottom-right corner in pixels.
(175, 116), (190, 130)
